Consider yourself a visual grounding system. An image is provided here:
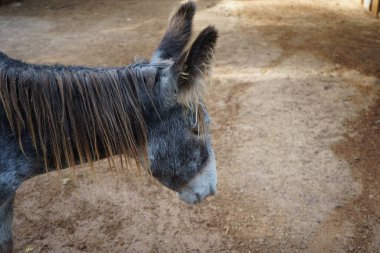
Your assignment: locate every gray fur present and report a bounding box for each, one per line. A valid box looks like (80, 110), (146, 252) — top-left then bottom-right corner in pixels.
(0, 1), (218, 251)
(0, 197), (14, 253)
(178, 148), (217, 204)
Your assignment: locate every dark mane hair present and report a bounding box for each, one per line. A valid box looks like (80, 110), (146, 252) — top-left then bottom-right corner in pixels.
(0, 52), (164, 172)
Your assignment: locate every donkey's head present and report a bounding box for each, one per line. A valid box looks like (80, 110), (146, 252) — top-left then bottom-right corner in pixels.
(145, 1), (217, 204)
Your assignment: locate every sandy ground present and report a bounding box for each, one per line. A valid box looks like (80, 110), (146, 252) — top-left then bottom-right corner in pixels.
(0, 0), (379, 252)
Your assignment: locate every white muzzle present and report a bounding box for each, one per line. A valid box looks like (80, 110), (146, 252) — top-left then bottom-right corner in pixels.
(178, 149), (217, 204)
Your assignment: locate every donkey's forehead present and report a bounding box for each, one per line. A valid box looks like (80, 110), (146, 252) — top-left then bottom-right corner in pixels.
(133, 58), (172, 69)
(150, 60), (174, 74)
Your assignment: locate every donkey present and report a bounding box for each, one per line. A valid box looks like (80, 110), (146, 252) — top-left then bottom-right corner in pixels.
(0, 1), (217, 252)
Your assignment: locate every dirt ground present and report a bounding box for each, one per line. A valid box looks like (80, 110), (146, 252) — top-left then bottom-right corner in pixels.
(0, 0), (379, 252)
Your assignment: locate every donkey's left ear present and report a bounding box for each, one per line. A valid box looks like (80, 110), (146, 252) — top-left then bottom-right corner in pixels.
(151, 1), (196, 63)
(176, 26), (218, 104)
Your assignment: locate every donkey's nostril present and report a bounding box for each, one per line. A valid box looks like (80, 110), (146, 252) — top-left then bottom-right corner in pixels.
(195, 192), (203, 202)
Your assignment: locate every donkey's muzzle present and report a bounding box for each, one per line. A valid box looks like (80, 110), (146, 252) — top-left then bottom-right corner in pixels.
(177, 149), (217, 204)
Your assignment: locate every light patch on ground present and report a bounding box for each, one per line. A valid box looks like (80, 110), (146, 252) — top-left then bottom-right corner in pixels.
(0, 0), (378, 252)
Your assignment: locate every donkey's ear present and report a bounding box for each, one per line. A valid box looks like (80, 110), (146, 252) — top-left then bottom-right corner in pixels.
(177, 26), (218, 104)
(151, 1), (196, 63)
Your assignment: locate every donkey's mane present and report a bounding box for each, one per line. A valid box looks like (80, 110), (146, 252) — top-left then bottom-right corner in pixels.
(0, 52), (165, 171)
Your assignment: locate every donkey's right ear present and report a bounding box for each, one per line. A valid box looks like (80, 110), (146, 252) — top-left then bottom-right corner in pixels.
(151, 1), (196, 63)
(176, 26), (218, 106)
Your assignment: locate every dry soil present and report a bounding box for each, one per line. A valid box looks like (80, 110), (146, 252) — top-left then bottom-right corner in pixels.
(0, 0), (379, 252)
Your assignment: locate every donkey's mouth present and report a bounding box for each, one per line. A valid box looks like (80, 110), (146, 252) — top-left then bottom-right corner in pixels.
(177, 149), (217, 204)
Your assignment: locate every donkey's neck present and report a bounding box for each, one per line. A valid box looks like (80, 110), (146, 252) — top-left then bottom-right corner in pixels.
(0, 53), (157, 171)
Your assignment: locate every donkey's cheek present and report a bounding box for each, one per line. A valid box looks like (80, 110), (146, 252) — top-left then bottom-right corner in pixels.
(177, 149), (217, 204)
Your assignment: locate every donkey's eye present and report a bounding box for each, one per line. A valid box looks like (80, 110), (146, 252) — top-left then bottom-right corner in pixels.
(191, 127), (199, 135)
